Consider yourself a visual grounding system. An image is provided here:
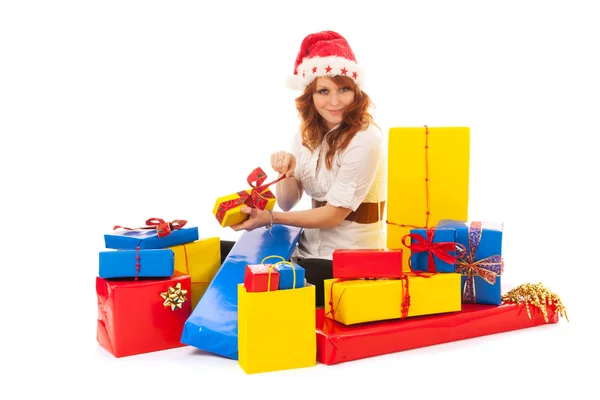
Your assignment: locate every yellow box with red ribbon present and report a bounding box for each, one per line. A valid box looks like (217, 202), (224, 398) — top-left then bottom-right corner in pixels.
(169, 237), (221, 310)
(323, 273), (462, 325)
(386, 126), (470, 271)
(213, 167), (281, 228)
(238, 257), (316, 374)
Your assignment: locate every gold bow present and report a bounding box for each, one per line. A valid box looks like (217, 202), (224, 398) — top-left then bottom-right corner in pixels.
(501, 282), (569, 323)
(160, 282), (188, 311)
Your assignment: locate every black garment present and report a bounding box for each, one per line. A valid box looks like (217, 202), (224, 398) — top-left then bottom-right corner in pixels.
(220, 240), (236, 265)
(219, 240), (333, 308)
(296, 257), (333, 308)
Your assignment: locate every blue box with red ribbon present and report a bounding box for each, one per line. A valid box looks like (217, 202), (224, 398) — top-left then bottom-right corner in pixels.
(406, 228), (457, 273)
(99, 248), (175, 279)
(437, 220), (504, 305)
(104, 218), (199, 250)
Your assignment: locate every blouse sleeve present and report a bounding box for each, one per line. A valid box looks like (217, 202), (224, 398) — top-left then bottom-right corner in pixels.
(325, 128), (382, 211)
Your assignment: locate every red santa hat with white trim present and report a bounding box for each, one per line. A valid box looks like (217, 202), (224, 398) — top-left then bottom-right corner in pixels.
(287, 30), (364, 91)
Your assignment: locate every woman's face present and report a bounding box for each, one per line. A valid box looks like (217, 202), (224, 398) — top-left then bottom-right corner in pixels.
(312, 77), (355, 130)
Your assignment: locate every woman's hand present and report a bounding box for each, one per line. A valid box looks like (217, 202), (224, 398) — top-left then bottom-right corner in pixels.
(271, 151), (296, 178)
(230, 206), (271, 232)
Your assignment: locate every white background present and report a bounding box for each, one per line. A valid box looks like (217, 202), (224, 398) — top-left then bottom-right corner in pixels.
(1, 0), (597, 399)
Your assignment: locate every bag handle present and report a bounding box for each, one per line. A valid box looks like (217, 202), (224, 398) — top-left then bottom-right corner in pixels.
(260, 255), (298, 290)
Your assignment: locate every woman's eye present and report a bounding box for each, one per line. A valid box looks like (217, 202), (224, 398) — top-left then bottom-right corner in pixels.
(318, 89), (329, 95)
(340, 87), (350, 92)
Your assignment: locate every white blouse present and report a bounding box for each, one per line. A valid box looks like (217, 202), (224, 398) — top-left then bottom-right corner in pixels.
(289, 124), (387, 261)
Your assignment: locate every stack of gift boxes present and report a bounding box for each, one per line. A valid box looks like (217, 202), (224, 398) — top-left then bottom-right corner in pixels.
(322, 220), (503, 326)
(315, 126), (566, 365)
(96, 219), (221, 358)
(95, 126), (567, 372)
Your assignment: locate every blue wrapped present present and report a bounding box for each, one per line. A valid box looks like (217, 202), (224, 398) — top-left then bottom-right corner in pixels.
(437, 220), (503, 305)
(180, 224), (302, 360)
(405, 227), (457, 273)
(99, 249), (174, 279)
(104, 218), (199, 250)
(273, 261), (305, 290)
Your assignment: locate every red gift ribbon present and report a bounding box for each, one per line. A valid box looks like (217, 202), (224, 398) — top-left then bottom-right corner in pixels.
(455, 221), (503, 303)
(215, 167), (285, 224)
(401, 228), (462, 273)
(113, 218), (187, 238)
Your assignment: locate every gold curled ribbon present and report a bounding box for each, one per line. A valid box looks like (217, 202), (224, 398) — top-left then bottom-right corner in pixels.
(501, 282), (569, 323)
(160, 282), (188, 311)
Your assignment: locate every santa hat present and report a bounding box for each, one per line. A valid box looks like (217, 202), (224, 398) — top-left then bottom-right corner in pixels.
(287, 30), (364, 91)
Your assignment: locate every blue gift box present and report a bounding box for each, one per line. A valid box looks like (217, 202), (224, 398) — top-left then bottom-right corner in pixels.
(104, 226), (199, 250)
(180, 224), (303, 360)
(99, 249), (175, 279)
(409, 228), (457, 273)
(274, 262), (305, 290)
(437, 220), (503, 305)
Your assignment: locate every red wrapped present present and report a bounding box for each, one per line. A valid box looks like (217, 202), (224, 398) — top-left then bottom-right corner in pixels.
(244, 264), (280, 292)
(317, 282), (568, 365)
(332, 249), (403, 278)
(96, 273), (191, 358)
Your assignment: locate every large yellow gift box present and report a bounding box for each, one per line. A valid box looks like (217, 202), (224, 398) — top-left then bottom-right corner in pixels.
(324, 273), (462, 325)
(169, 237), (221, 310)
(386, 126), (470, 271)
(238, 283), (316, 374)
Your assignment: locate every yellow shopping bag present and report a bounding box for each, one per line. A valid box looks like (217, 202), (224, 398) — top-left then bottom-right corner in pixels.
(238, 256), (316, 374)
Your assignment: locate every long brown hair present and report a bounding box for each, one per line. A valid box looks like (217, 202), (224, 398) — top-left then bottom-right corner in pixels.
(295, 75), (375, 169)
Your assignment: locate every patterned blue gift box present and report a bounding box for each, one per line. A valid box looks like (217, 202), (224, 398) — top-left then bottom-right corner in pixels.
(437, 220), (503, 305)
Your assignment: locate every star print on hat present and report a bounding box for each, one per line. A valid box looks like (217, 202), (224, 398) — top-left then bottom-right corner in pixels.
(287, 30), (364, 91)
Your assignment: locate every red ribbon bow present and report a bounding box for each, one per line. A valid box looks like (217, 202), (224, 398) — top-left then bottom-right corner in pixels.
(215, 167), (285, 224)
(402, 228), (459, 273)
(237, 167), (284, 209)
(113, 218), (187, 238)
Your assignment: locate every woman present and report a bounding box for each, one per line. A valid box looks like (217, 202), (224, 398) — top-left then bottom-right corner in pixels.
(228, 30), (386, 307)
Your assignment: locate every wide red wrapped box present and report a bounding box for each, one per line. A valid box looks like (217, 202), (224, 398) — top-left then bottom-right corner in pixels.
(316, 302), (560, 365)
(332, 249), (403, 278)
(97, 273), (191, 358)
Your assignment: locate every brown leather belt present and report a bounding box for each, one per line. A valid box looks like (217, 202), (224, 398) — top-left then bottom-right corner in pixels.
(312, 199), (385, 224)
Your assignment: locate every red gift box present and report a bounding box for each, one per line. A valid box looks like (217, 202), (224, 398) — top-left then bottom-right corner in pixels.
(316, 301), (560, 365)
(244, 264), (280, 292)
(332, 249), (403, 278)
(96, 273), (191, 358)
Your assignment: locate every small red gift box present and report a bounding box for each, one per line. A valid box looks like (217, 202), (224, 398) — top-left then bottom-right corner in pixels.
(332, 248), (403, 279)
(244, 264), (280, 292)
(96, 273), (191, 358)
